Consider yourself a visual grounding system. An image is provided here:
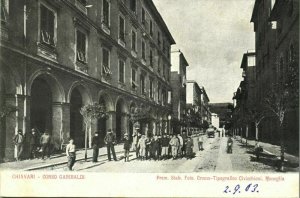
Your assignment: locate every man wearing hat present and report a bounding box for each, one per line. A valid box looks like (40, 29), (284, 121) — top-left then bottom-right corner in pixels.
(91, 132), (100, 163)
(13, 129), (24, 161)
(104, 129), (117, 161)
(123, 133), (131, 162)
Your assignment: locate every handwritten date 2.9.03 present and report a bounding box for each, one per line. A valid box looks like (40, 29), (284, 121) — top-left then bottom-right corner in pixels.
(224, 183), (259, 195)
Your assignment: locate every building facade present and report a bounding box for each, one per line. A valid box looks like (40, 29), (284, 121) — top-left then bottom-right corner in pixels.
(186, 80), (211, 127)
(250, 0), (298, 152)
(170, 50), (189, 134)
(232, 52), (256, 139)
(0, 0), (175, 160)
(211, 113), (219, 129)
(209, 103), (233, 130)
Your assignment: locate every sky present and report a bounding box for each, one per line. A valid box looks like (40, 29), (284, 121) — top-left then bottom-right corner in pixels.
(153, 0), (255, 103)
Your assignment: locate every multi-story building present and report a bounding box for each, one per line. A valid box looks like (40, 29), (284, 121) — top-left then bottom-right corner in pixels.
(0, 0), (175, 160)
(170, 50), (189, 134)
(186, 80), (211, 127)
(250, 0), (298, 152)
(232, 52), (256, 139)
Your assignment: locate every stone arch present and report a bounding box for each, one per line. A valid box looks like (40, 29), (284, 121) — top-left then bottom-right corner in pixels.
(98, 90), (114, 112)
(27, 69), (65, 103)
(67, 81), (92, 105)
(68, 81), (93, 148)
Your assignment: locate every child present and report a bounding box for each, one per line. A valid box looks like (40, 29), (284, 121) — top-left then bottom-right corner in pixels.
(123, 134), (131, 162)
(186, 137), (194, 159)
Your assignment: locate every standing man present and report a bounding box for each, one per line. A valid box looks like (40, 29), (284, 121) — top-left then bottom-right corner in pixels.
(66, 138), (76, 171)
(169, 134), (179, 160)
(161, 134), (169, 160)
(104, 129), (117, 161)
(132, 131), (141, 159)
(13, 129), (24, 161)
(91, 132), (100, 163)
(123, 134), (131, 162)
(40, 131), (51, 160)
(28, 128), (39, 159)
(198, 135), (204, 151)
(181, 130), (187, 157)
(177, 134), (183, 158)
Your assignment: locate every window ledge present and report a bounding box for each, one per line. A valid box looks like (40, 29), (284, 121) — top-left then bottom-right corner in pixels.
(75, 61), (88, 74)
(141, 59), (146, 66)
(102, 23), (110, 35)
(118, 38), (126, 48)
(131, 50), (137, 58)
(37, 42), (58, 61)
(75, 1), (87, 15)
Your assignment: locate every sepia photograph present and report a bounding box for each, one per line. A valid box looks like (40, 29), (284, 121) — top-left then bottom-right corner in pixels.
(0, 0), (299, 197)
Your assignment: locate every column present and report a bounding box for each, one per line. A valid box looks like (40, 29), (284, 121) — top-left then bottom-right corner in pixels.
(4, 94), (20, 159)
(106, 111), (116, 132)
(52, 102), (63, 150)
(121, 113), (128, 137)
(61, 103), (70, 149)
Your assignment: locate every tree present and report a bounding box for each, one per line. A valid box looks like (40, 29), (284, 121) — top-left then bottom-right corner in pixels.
(264, 60), (298, 171)
(80, 103), (106, 161)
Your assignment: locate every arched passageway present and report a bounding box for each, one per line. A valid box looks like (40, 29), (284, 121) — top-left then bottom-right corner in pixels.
(70, 88), (84, 148)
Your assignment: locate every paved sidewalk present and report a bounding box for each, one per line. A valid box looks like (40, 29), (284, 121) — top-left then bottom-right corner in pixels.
(236, 136), (299, 165)
(0, 144), (125, 171)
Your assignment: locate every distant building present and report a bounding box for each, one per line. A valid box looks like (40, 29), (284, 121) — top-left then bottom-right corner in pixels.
(209, 103), (233, 129)
(170, 50), (189, 133)
(211, 113), (220, 128)
(186, 80), (211, 125)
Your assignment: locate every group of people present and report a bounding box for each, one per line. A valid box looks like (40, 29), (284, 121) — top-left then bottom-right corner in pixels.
(131, 131), (200, 161)
(13, 128), (52, 161)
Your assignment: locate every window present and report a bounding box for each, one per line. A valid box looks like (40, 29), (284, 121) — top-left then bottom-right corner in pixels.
(1, 0), (8, 25)
(130, 0), (136, 13)
(131, 30), (137, 51)
(162, 64), (166, 78)
(142, 40), (146, 60)
(76, 30), (87, 63)
(103, 0), (110, 27)
(140, 74), (145, 94)
(40, 4), (55, 46)
(157, 84), (161, 101)
(162, 40), (165, 52)
(149, 78), (153, 98)
(131, 68), (137, 89)
(150, 49), (153, 67)
(141, 8), (145, 25)
(102, 48), (111, 75)
(119, 60), (125, 83)
(119, 16), (125, 42)
(150, 20), (153, 36)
